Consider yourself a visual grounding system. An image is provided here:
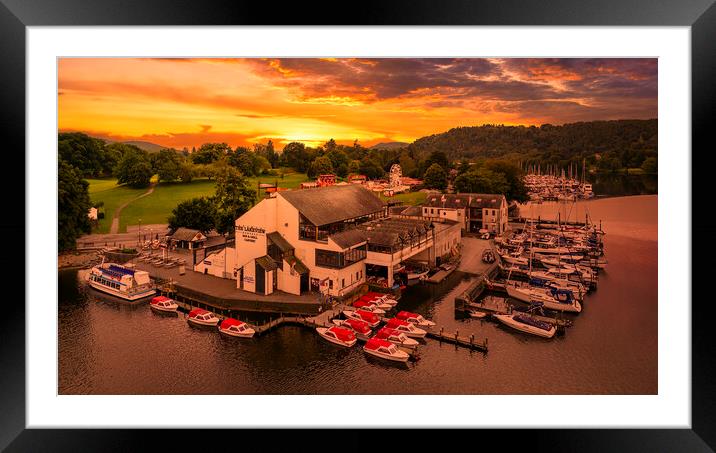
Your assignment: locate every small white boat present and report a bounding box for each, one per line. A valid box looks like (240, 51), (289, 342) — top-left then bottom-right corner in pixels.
(218, 318), (255, 338)
(373, 327), (419, 349)
(385, 318), (427, 338)
(363, 338), (409, 362)
(364, 292), (398, 307)
(149, 295), (178, 312)
(395, 310), (436, 327)
(316, 326), (357, 348)
(493, 313), (556, 338)
(187, 308), (220, 326)
(468, 310), (489, 319)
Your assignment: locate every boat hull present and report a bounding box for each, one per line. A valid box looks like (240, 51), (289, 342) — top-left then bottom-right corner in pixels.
(88, 280), (155, 301)
(219, 327), (255, 338)
(150, 304), (178, 312)
(316, 328), (357, 347)
(363, 348), (409, 362)
(187, 317), (220, 327)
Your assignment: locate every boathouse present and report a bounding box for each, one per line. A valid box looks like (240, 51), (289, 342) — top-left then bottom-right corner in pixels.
(168, 227), (207, 250)
(221, 184), (462, 297)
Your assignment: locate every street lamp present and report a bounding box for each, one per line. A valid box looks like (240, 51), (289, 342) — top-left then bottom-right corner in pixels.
(138, 218), (142, 245)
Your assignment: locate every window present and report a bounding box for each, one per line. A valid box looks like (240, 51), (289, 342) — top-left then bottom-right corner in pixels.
(329, 280), (333, 289)
(316, 249), (342, 268)
(342, 278), (345, 288)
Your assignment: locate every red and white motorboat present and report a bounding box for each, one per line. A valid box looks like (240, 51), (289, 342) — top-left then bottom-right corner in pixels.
(373, 327), (419, 349)
(385, 318), (427, 338)
(187, 308), (220, 326)
(395, 311), (436, 327)
(332, 318), (372, 341)
(218, 318), (255, 338)
(342, 309), (381, 328)
(316, 326), (357, 347)
(363, 338), (409, 362)
(362, 292), (397, 309)
(352, 300), (386, 315)
(149, 295), (178, 312)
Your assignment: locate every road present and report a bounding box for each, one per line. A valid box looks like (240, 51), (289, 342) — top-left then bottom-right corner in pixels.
(109, 183), (156, 234)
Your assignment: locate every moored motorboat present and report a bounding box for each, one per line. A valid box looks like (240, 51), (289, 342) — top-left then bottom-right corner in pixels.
(86, 262), (155, 301)
(468, 310), (489, 319)
(506, 284), (582, 313)
(187, 308), (220, 326)
(352, 300), (386, 315)
(332, 318), (373, 341)
(342, 309), (381, 328)
(493, 312), (556, 338)
(385, 318), (427, 338)
(316, 326), (357, 347)
(373, 327), (419, 349)
(218, 318), (255, 338)
(364, 292), (398, 307)
(359, 295), (393, 310)
(395, 310), (436, 327)
(149, 295), (178, 312)
(363, 338), (409, 362)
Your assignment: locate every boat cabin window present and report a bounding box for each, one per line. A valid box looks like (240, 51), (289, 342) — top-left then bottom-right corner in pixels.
(378, 347), (389, 354)
(326, 331), (335, 338)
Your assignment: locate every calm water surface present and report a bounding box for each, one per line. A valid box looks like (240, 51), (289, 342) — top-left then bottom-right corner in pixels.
(59, 195), (657, 394)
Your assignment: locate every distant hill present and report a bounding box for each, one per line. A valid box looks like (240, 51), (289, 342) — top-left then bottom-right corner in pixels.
(94, 136), (166, 153)
(370, 142), (409, 150)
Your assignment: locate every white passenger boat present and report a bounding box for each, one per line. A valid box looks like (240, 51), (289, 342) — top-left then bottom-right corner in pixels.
(149, 295), (178, 312)
(385, 318), (427, 338)
(218, 318), (255, 338)
(506, 284), (582, 313)
(342, 309), (381, 328)
(493, 313), (556, 338)
(363, 338), (410, 362)
(364, 292), (399, 307)
(352, 300), (386, 315)
(316, 326), (357, 347)
(468, 310), (489, 319)
(187, 308), (220, 326)
(373, 327), (419, 349)
(86, 262), (155, 301)
(332, 318), (373, 341)
(406, 269), (429, 281)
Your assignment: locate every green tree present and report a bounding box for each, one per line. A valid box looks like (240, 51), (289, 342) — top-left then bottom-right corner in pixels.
(423, 163), (448, 190)
(281, 142), (311, 172)
(359, 157), (384, 179)
(167, 197), (217, 233)
(114, 148), (153, 188)
(58, 132), (114, 177)
(213, 162), (257, 235)
(191, 143), (230, 164)
(308, 156), (334, 178)
(179, 161), (195, 182)
(454, 167), (510, 195)
(484, 160), (529, 202)
(348, 159), (361, 175)
(398, 152), (417, 177)
(641, 157), (658, 174)
(154, 148), (183, 182)
(58, 159), (92, 251)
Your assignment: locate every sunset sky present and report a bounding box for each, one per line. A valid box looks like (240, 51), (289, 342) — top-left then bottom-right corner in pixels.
(58, 58), (657, 149)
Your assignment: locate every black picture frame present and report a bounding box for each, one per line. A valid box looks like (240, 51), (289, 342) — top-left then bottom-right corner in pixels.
(2, 0), (713, 450)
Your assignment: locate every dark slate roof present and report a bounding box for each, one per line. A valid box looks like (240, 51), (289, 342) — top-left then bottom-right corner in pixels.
(255, 255), (278, 271)
(279, 185), (385, 226)
(170, 227), (205, 242)
(285, 254), (309, 274)
(423, 193), (505, 209)
(267, 232), (294, 252)
(330, 229), (368, 249)
(467, 194), (506, 209)
(356, 218), (434, 248)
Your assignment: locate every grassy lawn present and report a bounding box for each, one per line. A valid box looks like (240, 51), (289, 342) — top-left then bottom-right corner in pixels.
(119, 172), (310, 232)
(87, 178), (148, 233)
(379, 191), (427, 206)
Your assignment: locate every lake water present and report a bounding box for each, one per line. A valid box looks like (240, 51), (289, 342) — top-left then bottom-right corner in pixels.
(58, 195), (657, 394)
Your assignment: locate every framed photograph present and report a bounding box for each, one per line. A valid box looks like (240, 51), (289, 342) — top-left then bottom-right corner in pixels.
(3, 0), (714, 449)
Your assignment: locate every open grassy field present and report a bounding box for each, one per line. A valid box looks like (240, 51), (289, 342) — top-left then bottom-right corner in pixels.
(87, 178), (148, 233)
(379, 191), (427, 206)
(118, 172), (310, 232)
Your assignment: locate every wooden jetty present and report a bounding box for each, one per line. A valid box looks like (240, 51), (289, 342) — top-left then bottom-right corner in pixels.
(423, 326), (488, 352)
(425, 265), (456, 284)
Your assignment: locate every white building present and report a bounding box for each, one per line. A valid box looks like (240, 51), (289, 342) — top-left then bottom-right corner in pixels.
(422, 193), (508, 235)
(216, 184), (461, 298)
